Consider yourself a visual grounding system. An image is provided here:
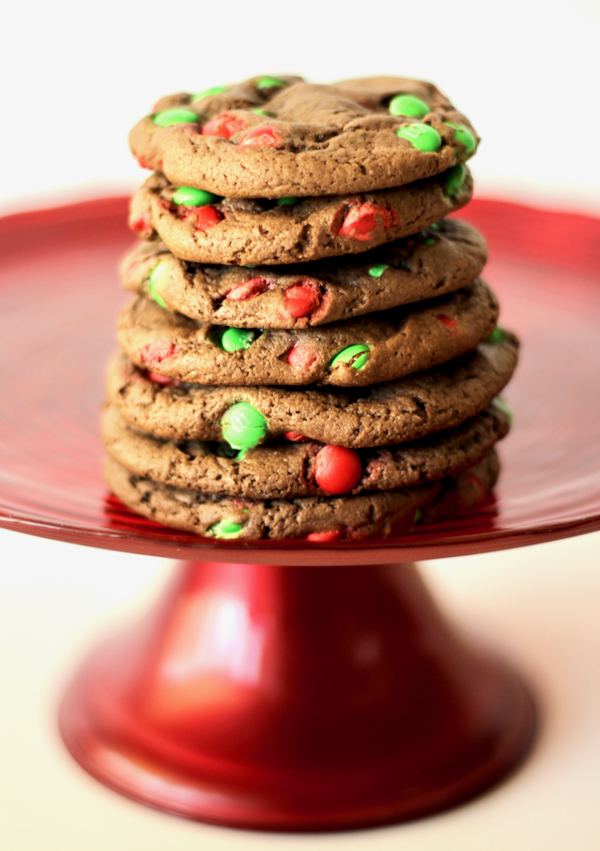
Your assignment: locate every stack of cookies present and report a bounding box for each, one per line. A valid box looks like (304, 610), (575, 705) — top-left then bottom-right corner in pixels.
(103, 75), (518, 542)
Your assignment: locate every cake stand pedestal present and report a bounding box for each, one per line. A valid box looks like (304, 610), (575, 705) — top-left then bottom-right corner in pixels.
(59, 558), (535, 830)
(1, 197), (599, 831)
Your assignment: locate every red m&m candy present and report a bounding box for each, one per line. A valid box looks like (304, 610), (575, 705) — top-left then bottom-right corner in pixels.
(148, 371), (179, 387)
(202, 112), (246, 139)
(338, 203), (397, 242)
(314, 445), (363, 494)
(465, 473), (486, 502)
(284, 431), (310, 442)
(286, 345), (318, 370)
(305, 529), (342, 543)
(240, 125), (281, 147)
(130, 212), (152, 238)
(285, 282), (321, 318)
(436, 314), (458, 334)
(225, 277), (272, 301)
(194, 206), (223, 232)
(139, 341), (178, 367)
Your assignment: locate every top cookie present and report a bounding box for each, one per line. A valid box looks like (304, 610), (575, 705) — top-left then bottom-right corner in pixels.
(129, 76), (479, 198)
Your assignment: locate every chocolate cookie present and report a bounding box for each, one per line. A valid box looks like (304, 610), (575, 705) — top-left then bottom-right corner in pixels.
(117, 280), (498, 387)
(129, 168), (472, 266)
(106, 332), (519, 448)
(104, 450), (498, 541)
(129, 76), (479, 198)
(121, 218), (488, 328)
(102, 402), (509, 499)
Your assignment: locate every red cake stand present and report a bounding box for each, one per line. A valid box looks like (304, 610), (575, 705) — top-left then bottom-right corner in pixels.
(1, 196), (599, 832)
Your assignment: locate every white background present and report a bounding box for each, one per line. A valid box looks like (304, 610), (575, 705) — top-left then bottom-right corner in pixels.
(1, 0), (600, 215)
(1, 1), (600, 848)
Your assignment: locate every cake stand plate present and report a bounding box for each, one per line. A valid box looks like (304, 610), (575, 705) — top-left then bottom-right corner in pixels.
(1, 197), (599, 830)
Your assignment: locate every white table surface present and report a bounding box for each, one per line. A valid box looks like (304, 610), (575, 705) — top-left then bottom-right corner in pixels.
(1, 527), (599, 851)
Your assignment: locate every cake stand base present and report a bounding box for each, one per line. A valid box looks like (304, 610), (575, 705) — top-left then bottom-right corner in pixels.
(59, 560), (536, 831)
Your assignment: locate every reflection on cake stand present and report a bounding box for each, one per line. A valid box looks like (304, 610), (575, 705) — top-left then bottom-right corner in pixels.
(0, 197), (599, 830)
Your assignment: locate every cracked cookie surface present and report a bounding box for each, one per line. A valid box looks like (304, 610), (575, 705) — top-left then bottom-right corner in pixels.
(129, 169), (472, 265)
(102, 403), (508, 499)
(118, 280), (498, 387)
(107, 334), (519, 448)
(121, 218), (487, 328)
(104, 451), (498, 541)
(129, 76), (479, 198)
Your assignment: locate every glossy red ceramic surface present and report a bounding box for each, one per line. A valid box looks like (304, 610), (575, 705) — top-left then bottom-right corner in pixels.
(0, 197), (599, 563)
(60, 560), (536, 831)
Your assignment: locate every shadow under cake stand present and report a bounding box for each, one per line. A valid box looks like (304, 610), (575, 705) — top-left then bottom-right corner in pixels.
(1, 197), (599, 831)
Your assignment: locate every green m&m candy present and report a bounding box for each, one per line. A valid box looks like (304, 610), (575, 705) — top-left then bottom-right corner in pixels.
(275, 197), (298, 206)
(493, 395), (513, 426)
(488, 326), (507, 344)
(413, 508), (422, 525)
(444, 122), (476, 156)
(220, 327), (256, 352)
(444, 164), (466, 198)
(256, 76), (288, 91)
(207, 518), (246, 539)
(153, 109), (198, 127)
(397, 123), (442, 152)
(330, 344), (370, 371)
(368, 263), (389, 278)
(424, 237), (436, 246)
(253, 108), (275, 117)
(215, 443), (240, 459)
(389, 94), (430, 119)
(221, 402), (268, 452)
(171, 187), (219, 207)
(191, 85), (229, 102)
(148, 261), (168, 308)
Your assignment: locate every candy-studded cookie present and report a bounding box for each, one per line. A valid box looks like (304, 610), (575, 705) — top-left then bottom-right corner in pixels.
(107, 332), (519, 448)
(117, 280), (498, 387)
(129, 76), (479, 198)
(104, 450), (498, 541)
(121, 218), (487, 328)
(129, 168), (472, 265)
(102, 402), (509, 498)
